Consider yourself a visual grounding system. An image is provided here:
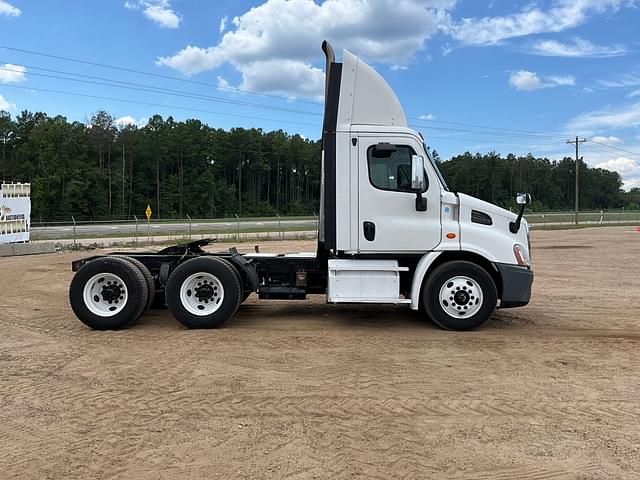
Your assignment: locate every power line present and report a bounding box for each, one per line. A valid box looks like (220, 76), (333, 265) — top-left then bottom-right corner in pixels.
(1, 77), (567, 144)
(0, 47), (582, 144)
(0, 45), (578, 142)
(588, 139), (640, 158)
(2, 81), (611, 158)
(0, 65), (566, 141)
(4, 49), (618, 153)
(583, 142), (626, 157)
(0, 83), (569, 150)
(408, 117), (567, 141)
(0, 44), (323, 106)
(1, 84), (319, 128)
(0, 64), (322, 117)
(411, 122), (565, 141)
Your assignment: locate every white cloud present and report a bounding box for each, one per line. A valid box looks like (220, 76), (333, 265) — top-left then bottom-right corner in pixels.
(157, 0), (455, 98)
(114, 115), (147, 128)
(445, 0), (630, 46)
(154, 0), (635, 99)
(217, 76), (230, 90)
(509, 70), (574, 91)
(158, 45), (220, 74)
(240, 60), (325, 100)
(598, 74), (640, 89)
(595, 156), (640, 191)
(629, 89), (640, 98)
(127, 1), (180, 28)
(510, 70), (542, 90)
(419, 113), (436, 120)
(0, 0), (20, 17)
(0, 94), (16, 111)
(623, 177), (640, 190)
(0, 63), (26, 84)
(528, 37), (627, 57)
(143, 3), (180, 28)
(591, 135), (622, 144)
(596, 156), (638, 173)
(568, 103), (640, 132)
(546, 75), (575, 86)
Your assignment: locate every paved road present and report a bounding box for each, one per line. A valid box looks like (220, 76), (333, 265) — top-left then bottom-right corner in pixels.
(32, 218), (317, 239)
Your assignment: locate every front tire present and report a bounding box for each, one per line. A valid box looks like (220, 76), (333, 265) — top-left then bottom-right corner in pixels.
(165, 257), (242, 329)
(422, 261), (497, 331)
(69, 256), (148, 330)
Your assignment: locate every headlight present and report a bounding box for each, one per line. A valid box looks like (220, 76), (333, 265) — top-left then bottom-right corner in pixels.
(513, 244), (530, 267)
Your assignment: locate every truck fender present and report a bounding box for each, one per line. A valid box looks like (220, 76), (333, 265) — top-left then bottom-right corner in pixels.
(227, 248), (260, 292)
(410, 252), (442, 310)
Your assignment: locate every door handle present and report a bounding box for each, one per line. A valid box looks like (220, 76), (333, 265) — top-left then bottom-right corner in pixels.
(363, 221), (376, 241)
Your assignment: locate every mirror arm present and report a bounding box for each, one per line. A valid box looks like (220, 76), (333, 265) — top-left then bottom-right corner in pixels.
(509, 204), (526, 234)
(415, 192), (427, 212)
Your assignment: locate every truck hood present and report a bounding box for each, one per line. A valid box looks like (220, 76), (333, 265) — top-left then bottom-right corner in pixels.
(455, 192), (531, 266)
(457, 193), (519, 223)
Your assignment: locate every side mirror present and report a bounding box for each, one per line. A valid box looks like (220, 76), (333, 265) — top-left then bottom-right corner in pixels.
(411, 155), (427, 212)
(411, 155), (426, 191)
(510, 193), (532, 234)
(516, 193), (532, 206)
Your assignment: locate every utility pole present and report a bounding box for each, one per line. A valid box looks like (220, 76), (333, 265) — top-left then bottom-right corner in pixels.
(238, 156), (242, 216)
(2, 131), (12, 181)
(566, 136), (587, 225)
(2, 134), (5, 181)
(276, 157), (280, 215)
(122, 143), (125, 217)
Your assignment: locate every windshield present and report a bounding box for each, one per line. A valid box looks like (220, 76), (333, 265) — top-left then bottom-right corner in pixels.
(423, 143), (449, 191)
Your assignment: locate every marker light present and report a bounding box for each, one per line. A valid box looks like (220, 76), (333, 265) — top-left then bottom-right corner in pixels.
(513, 244), (530, 266)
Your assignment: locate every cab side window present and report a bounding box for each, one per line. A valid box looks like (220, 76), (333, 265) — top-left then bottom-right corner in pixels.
(367, 144), (424, 192)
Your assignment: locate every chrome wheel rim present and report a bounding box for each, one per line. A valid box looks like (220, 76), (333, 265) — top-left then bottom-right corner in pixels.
(439, 275), (483, 319)
(179, 272), (224, 316)
(83, 273), (128, 317)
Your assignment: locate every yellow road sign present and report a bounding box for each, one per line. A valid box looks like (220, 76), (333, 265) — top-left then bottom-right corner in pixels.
(145, 205), (152, 221)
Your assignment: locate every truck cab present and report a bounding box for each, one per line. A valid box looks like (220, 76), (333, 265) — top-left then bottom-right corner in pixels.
(68, 41), (533, 332)
(317, 42), (533, 328)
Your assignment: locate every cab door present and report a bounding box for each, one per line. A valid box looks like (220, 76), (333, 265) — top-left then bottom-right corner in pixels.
(358, 136), (441, 253)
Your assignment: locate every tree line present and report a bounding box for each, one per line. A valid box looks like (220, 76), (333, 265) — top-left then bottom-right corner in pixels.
(437, 152), (638, 211)
(0, 109), (637, 221)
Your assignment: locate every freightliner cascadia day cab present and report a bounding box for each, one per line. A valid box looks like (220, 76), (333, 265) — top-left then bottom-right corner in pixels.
(69, 42), (534, 331)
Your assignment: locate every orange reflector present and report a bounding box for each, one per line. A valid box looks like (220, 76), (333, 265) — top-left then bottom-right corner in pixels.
(446, 233), (456, 239)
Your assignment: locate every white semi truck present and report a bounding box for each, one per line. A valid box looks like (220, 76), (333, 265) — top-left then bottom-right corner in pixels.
(69, 42), (533, 331)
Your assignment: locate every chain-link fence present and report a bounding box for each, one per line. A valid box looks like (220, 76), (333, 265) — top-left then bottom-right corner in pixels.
(526, 210), (640, 229)
(31, 214), (319, 246)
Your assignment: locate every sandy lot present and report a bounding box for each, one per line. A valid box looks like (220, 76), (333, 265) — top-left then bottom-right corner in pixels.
(1, 227), (640, 479)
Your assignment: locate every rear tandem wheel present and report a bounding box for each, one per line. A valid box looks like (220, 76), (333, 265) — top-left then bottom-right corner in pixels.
(114, 255), (156, 314)
(69, 256), (149, 330)
(165, 256), (242, 329)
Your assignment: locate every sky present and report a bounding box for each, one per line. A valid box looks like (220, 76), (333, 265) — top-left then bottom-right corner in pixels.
(1, 0), (640, 190)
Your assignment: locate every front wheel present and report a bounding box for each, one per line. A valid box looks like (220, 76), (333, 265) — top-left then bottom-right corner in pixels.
(422, 260), (497, 331)
(165, 257), (242, 329)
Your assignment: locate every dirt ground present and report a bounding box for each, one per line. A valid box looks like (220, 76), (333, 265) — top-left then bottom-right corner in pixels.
(2, 226), (640, 479)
